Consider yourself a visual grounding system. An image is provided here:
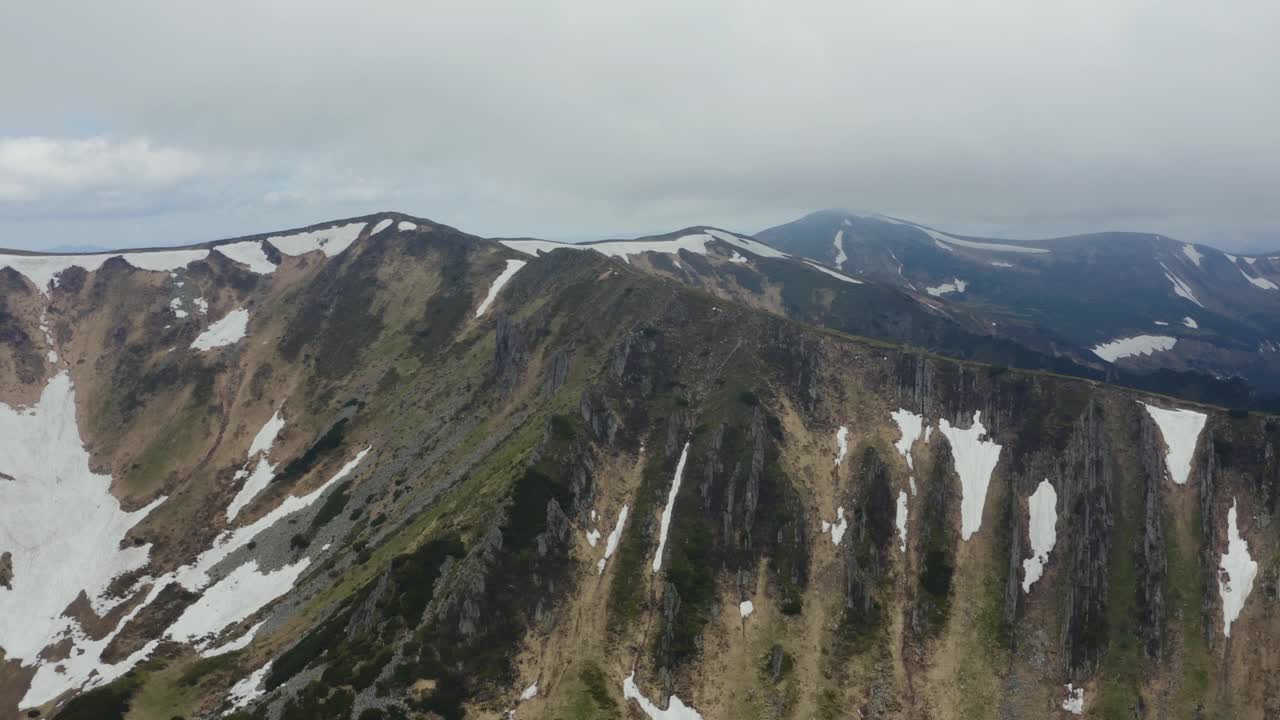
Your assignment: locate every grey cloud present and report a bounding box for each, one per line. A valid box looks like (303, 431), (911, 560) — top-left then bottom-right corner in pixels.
(1, 1), (1277, 251)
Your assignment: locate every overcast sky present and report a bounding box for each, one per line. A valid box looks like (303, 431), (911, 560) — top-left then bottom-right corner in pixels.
(2, 1), (1278, 252)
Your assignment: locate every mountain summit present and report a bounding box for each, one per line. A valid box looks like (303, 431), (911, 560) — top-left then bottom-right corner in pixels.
(759, 210), (1280, 397)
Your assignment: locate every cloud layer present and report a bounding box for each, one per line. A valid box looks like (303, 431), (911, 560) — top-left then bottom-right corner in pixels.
(1, 1), (1277, 250)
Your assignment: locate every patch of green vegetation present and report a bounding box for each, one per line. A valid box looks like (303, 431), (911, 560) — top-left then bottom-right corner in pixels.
(55, 673), (141, 720)
(977, 488), (1014, 652)
(914, 444), (958, 639)
(606, 431), (669, 633)
(122, 406), (209, 494)
(814, 687), (844, 720)
(123, 658), (206, 720)
(1094, 478), (1143, 719)
(758, 645), (795, 684)
(562, 661), (621, 720)
(660, 491), (716, 665)
(1165, 507), (1214, 716)
(177, 650), (241, 688)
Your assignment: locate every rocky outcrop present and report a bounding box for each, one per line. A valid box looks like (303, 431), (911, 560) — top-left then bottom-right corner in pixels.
(493, 314), (529, 396)
(1060, 400), (1112, 678)
(843, 447), (894, 631)
(1199, 428), (1220, 648)
(742, 407), (766, 547)
(578, 387), (620, 448)
(543, 347), (572, 397)
(1137, 411), (1168, 661)
(101, 583), (197, 663)
(429, 526), (504, 640)
(0, 552), (11, 590)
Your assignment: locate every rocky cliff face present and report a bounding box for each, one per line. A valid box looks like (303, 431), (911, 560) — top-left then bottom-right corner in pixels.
(0, 214), (1277, 720)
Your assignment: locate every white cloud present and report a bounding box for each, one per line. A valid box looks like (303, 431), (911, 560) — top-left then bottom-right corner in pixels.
(0, 136), (204, 203)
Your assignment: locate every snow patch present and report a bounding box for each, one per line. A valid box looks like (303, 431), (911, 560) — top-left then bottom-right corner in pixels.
(1091, 335), (1177, 363)
(503, 234), (712, 264)
(19, 446), (368, 706)
(890, 409), (925, 468)
(0, 372), (163, 680)
(1182, 244), (1203, 267)
(1238, 265), (1279, 290)
(833, 229), (847, 267)
(821, 507), (848, 545)
(266, 222), (367, 257)
(0, 249), (210, 294)
(1021, 480), (1058, 592)
(170, 296), (189, 318)
(519, 682), (539, 701)
(216, 241), (278, 274)
(895, 490), (908, 553)
(989, 260), (1013, 268)
(623, 672), (705, 720)
(371, 218), (394, 235)
(1062, 684), (1084, 715)
(739, 600), (754, 618)
(878, 216), (1049, 254)
(248, 410), (286, 458)
(1218, 498), (1257, 638)
(834, 426), (849, 467)
(397, 221), (418, 231)
(805, 260), (863, 284)
(225, 410), (287, 521)
(598, 505), (628, 574)
(201, 620), (264, 658)
(167, 559), (309, 645)
(938, 412), (1002, 541)
(1141, 403), (1207, 486)
(585, 528), (601, 547)
(225, 459), (275, 522)
(925, 278), (967, 296)
(503, 229), (785, 265)
(227, 662), (271, 711)
(475, 259), (527, 317)
(1182, 316), (1198, 329)
(652, 442), (691, 573)
(191, 307), (250, 351)
(703, 228), (789, 259)
(1160, 262), (1204, 307)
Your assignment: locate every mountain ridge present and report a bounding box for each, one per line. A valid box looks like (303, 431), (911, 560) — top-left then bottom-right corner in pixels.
(1, 211), (1278, 719)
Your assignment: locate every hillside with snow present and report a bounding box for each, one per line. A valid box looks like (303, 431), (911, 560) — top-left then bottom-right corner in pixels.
(0, 212), (1276, 720)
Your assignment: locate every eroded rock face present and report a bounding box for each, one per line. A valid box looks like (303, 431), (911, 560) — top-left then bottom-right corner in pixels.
(1060, 400), (1112, 679)
(1137, 410), (1169, 661)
